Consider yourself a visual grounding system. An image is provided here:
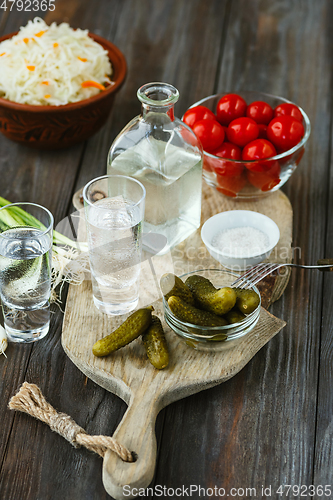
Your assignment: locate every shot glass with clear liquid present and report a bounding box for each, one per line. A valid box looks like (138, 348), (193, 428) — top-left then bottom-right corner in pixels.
(83, 175), (146, 315)
(0, 202), (53, 343)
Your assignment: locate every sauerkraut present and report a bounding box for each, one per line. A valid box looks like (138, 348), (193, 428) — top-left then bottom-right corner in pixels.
(0, 17), (112, 106)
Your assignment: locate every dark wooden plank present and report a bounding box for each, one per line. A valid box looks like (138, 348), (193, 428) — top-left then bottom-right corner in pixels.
(44, 0), (123, 33)
(1, 336), (127, 500)
(70, 3), (229, 496)
(71, 0), (230, 497)
(0, 1), (331, 499)
(314, 273), (333, 493)
(0, 0), (89, 469)
(55, 1), (229, 498)
(74, 0), (228, 192)
(0, 144), (85, 472)
(156, 0), (332, 496)
(1, 0), (54, 33)
(313, 1), (333, 491)
(0, 5), (10, 35)
(0, 0), (229, 499)
(0, 1), (127, 499)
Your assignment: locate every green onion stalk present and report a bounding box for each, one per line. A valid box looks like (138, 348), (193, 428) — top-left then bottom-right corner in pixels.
(0, 196), (90, 303)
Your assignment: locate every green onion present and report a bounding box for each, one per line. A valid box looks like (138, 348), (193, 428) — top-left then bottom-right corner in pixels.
(0, 196), (89, 301)
(0, 196), (85, 251)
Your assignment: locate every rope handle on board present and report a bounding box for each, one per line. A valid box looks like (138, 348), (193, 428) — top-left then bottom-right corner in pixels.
(8, 382), (135, 463)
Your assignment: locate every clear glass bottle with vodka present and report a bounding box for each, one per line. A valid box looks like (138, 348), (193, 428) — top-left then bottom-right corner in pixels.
(107, 82), (203, 255)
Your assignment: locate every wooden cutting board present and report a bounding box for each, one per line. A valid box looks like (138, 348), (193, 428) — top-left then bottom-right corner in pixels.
(62, 183), (292, 500)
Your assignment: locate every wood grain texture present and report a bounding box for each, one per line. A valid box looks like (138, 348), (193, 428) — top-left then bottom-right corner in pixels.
(0, 1), (332, 499)
(63, 286), (285, 500)
(66, 183), (291, 498)
(0, 0), (87, 483)
(154, 0), (332, 496)
(0, 2), (231, 499)
(73, 0), (228, 195)
(313, 0), (333, 487)
(0, 3), (125, 500)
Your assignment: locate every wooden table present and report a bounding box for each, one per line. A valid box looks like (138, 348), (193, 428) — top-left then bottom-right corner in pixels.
(1, 1), (332, 499)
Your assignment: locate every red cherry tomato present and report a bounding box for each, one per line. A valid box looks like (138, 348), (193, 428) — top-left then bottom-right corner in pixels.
(216, 93), (247, 126)
(212, 142), (242, 161)
(242, 139), (277, 161)
(213, 144), (244, 196)
(242, 139), (277, 173)
(221, 125), (228, 137)
(203, 156), (213, 172)
(246, 101), (273, 125)
(227, 117), (259, 148)
(180, 126), (199, 146)
(192, 119), (225, 152)
(216, 171), (247, 198)
(258, 124), (268, 139)
(274, 103), (303, 122)
(203, 149), (241, 175)
(183, 105), (216, 128)
(267, 116), (304, 151)
(214, 160), (243, 178)
(247, 161), (281, 191)
(167, 108), (175, 120)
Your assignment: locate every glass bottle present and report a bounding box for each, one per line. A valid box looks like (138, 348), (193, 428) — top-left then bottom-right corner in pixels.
(107, 82), (203, 255)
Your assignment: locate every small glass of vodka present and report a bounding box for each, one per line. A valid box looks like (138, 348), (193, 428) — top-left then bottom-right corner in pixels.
(0, 203), (53, 343)
(83, 175), (146, 315)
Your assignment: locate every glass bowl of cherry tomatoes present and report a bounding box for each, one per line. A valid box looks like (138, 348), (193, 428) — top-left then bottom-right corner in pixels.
(183, 91), (311, 199)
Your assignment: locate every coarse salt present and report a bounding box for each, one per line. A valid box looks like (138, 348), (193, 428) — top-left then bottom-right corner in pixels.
(212, 226), (269, 257)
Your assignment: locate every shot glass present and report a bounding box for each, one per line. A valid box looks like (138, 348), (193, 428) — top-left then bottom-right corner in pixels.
(0, 203), (53, 343)
(83, 175), (146, 315)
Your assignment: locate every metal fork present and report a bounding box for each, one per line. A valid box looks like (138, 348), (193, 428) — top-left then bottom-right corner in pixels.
(231, 259), (333, 289)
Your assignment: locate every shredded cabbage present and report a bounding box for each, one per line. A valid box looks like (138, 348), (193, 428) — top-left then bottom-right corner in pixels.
(0, 17), (113, 105)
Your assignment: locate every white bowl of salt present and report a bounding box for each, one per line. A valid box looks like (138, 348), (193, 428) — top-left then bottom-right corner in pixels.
(201, 210), (280, 271)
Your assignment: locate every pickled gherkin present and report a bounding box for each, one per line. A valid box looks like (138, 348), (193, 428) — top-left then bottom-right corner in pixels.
(225, 308), (246, 324)
(185, 275), (217, 295)
(235, 288), (260, 314)
(168, 296), (227, 327)
(92, 306), (154, 357)
(160, 273), (195, 305)
(142, 315), (169, 369)
(185, 274), (236, 316)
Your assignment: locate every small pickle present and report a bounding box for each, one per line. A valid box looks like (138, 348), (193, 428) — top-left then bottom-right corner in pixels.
(185, 275), (217, 295)
(160, 273), (195, 305)
(168, 296), (227, 327)
(225, 308), (246, 324)
(142, 315), (169, 370)
(185, 275), (236, 315)
(235, 288), (260, 314)
(92, 306), (154, 357)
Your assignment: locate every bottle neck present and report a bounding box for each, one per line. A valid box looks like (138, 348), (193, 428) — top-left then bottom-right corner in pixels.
(141, 104), (175, 121)
(137, 83), (179, 122)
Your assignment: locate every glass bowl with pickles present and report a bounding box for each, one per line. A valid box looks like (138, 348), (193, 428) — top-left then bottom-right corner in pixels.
(161, 269), (261, 351)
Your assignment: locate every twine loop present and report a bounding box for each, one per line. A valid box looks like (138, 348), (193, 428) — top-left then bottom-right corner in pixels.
(9, 382), (134, 462)
(48, 412), (85, 447)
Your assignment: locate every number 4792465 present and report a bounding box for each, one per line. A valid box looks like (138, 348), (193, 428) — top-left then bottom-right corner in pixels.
(0, 0), (55, 11)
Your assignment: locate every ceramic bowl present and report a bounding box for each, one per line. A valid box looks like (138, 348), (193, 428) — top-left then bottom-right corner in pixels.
(0, 32), (127, 149)
(186, 91), (311, 200)
(201, 210), (280, 270)
(163, 269), (261, 351)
